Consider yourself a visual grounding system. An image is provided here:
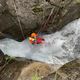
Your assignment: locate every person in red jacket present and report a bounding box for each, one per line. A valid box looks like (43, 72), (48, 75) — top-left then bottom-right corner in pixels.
(36, 37), (45, 44)
(29, 33), (45, 44)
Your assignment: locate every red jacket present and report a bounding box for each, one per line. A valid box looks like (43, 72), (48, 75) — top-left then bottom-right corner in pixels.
(29, 37), (44, 44)
(36, 37), (44, 44)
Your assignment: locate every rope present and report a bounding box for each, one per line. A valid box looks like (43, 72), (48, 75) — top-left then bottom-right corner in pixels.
(38, 8), (54, 34)
(38, 6), (60, 34)
(13, 0), (25, 39)
(38, 0), (73, 34)
(13, 0), (62, 39)
(13, 0), (59, 38)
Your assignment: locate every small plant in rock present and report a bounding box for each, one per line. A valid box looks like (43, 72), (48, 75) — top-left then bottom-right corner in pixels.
(5, 55), (15, 63)
(32, 74), (41, 80)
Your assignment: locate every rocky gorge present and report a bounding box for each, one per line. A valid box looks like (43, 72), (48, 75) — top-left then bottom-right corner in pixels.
(0, 0), (80, 80)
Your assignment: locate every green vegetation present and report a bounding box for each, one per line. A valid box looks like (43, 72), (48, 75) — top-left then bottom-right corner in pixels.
(5, 56), (15, 62)
(32, 7), (43, 13)
(32, 74), (41, 80)
(32, 4), (43, 13)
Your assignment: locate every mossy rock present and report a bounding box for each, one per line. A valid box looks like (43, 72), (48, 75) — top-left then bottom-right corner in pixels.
(32, 7), (43, 13)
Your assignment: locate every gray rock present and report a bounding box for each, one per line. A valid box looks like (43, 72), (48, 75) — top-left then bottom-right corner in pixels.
(42, 59), (80, 80)
(0, 0), (6, 13)
(6, 0), (80, 33)
(0, 0), (80, 40)
(6, 0), (52, 29)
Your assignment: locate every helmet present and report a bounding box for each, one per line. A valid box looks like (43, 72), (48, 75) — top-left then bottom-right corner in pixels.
(31, 33), (37, 37)
(29, 37), (34, 41)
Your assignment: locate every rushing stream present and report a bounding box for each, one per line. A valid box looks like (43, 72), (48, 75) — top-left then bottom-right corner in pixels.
(0, 18), (80, 65)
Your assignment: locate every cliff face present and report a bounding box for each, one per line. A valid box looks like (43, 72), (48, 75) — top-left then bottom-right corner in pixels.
(0, 0), (80, 40)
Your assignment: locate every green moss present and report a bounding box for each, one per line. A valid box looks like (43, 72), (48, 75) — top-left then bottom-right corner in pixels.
(32, 4), (43, 13)
(5, 56), (15, 62)
(32, 74), (41, 80)
(32, 7), (43, 13)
